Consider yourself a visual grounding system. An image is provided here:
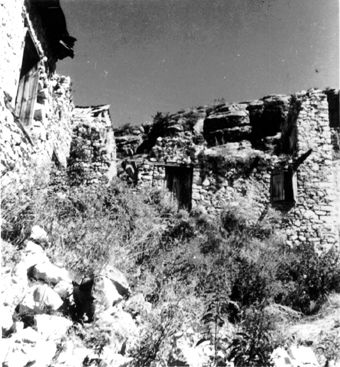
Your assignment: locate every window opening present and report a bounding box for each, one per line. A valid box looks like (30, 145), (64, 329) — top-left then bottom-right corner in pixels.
(271, 169), (297, 206)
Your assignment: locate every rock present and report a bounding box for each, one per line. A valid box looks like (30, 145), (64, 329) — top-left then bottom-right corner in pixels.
(33, 284), (63, 311)
(52, 342), (92, 367)
(271, 346), (320, 367)
(101, 265), (131, 297)
(13, 248), (49, 279)
(30, 225), (49, 244)
(170, 337), (213, 367)
(92, 275), (123, 315)
(289, 345), (320, 366)
(1, 305), (13, 334)
(1, 270), (27, 312)
(265, 304), (302, 323)
(18, 284), (63, 314)
(100, 348), (133, 367)
(1, 327), (57, 367)
(23, 240), (45, 255)
(271, 347), (294, 367)
(96, 308), (139, 354)
(34, 314), (72, 341)
(54, 280), (73, 299)
(31, 261), (72, 285)
(124, 293), (152, 317)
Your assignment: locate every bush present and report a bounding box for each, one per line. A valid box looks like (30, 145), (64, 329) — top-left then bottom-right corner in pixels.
(228, 305), (275, 367)
(275, 243), (340, 314)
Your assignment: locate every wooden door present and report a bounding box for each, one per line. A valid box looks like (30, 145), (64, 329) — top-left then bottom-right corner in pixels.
(15, 64), (39, 125)
(165, 166), (193, 210)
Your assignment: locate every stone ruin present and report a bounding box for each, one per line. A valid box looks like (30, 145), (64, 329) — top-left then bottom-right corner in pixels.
(68, 105), (117, 185)
(117, 89), (340, 251)
(1, 0), (339, 254)
(0, 0), (116, 189)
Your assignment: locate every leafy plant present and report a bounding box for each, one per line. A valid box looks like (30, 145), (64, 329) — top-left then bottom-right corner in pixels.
(275, 244), (340, 314)
(128, 306), (177, 367)
(228, 305), (275, 367)
(198, 269), (232, 367)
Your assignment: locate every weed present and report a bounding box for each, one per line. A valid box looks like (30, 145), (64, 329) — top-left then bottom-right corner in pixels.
(228, 305), (275, 367)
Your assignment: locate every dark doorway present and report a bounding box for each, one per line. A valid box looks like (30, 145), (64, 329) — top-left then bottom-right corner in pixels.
(165, 166), (193, 211)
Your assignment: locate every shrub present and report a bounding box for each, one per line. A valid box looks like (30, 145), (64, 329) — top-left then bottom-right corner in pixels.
(228, 305), (275, 367)
(128, 305), (177, 366)
(275, 244), (340, 314)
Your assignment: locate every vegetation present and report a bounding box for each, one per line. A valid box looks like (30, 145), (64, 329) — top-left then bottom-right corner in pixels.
(2, 169), (340, 366)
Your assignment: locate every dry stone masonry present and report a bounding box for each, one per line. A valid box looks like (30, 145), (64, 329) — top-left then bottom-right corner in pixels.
(0, 0), (117, 191)
(0, 0), (76, 189)
(117, 89), (340, 251)
(67, 105), (117, 185)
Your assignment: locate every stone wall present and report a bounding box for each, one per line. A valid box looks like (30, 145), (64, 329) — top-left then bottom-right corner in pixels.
(0, 0), (75, 192)
(118, 89), (340, 251)
(67, 105), (117, 185)
(284, 90), (339, 250)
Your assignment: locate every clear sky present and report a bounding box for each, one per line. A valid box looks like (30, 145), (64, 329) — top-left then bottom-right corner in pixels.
(58, 0), (339, 127)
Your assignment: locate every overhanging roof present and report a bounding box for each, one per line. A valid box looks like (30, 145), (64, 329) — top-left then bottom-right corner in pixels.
(31, 0), (76, 60)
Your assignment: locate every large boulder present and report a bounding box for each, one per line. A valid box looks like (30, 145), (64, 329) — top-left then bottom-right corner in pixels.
(52, 342), (93, 367)
(54, 280), (73, 299)
(17, 284), (63, 315)
(30, 261), (72, 285)
(204, 109), (250, 132)
(13, 241), (49, 279)
(73, 267), (130, 321)
(92, 275), (123, 315)
(96, 307), (139, 354)
(1, 269), (27, 313)
(34, 314), (72, 341)
(123, 293), (152, 318)
(24, 240), (45, 256)
(101, 265), (131, 297)
(1, 327), (57, 367)
(1, 305), (13, 335)
(99, 348), (133, 367)
(29, 225), (49, 244)
(271, 346), (320, 367)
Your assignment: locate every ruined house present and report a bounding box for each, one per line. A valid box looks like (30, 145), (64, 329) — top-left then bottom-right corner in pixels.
(0, 0), (116, 187)
(118, 89), (340, 251)
(68, 105), (117, 185)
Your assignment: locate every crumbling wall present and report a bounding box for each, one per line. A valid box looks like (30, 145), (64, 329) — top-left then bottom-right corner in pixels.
(283, 90), (339, 250)
(67, 106), (116, 185)
(0, 0), (27, 99)
(1, 74), (73, 185)
(0, 0), (74, 190)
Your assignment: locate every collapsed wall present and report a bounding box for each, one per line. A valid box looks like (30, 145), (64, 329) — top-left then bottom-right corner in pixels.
(67, 105), (117, 185)
(118, 89), (340, 251)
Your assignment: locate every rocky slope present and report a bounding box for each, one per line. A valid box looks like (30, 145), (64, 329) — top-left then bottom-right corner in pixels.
(2, 219), (339, 367)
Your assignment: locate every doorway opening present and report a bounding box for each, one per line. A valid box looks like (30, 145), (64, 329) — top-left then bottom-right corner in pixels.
(165, 165), (193, 211)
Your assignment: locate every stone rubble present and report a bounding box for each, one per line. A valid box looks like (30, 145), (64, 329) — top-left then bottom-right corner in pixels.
(0, 225), (149, 367)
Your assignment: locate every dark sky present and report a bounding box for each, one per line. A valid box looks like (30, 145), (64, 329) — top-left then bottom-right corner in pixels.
(58, 0), (339, 127)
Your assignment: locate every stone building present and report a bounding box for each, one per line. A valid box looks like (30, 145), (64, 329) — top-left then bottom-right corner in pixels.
(0, 0), (76, 185)
(68, 105), (117, 185)
(118, 89), (340, 251)
(0, 0), (116, 189)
